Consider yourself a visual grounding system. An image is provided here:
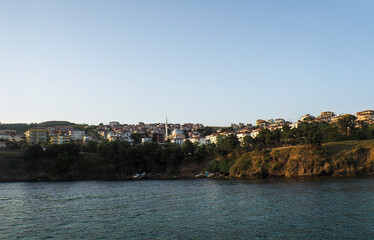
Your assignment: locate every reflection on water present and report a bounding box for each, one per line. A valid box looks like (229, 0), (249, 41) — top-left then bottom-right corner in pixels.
(1, 177), (374, 239)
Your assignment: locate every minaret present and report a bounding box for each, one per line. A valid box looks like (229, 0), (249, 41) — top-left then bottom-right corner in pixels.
(165, 115), (168, 140)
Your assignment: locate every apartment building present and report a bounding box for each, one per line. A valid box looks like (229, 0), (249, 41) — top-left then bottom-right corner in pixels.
(315, 111), (336, 123)
(356, 110), (374, 125)
(25, 129), (49, 144)
(69, 130), (85, 140)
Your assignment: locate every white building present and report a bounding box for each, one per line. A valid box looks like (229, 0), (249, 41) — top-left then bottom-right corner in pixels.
(251, 129), (261, 138)
(12, 136), (23, 142)
(69, 130), (85, 140)
(274, 118), (286, 125)
(169, 129), (185, 145)
(142, 137), (153, 143)
(171, 138), (184, 145)
(205, 134), (223, 144)
(190, 137), (200, 144)
(301, 114), (315, 121)
(0, 135), (12, 141)
(190, 137), (209, 145)
(60, 136), (70, 144)
(290, 122), (299, 129)
(107, 132), (133, 142)
(236, 132), (252, 143)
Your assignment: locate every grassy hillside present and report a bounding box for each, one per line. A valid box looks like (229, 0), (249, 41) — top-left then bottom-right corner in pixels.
(0, 121), (75, 134)
(229, 140), (374, 178)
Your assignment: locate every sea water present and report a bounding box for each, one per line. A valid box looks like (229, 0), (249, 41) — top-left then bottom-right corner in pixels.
(1, 177), (374, 239)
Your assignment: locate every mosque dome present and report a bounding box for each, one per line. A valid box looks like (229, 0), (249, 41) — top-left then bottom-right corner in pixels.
(172, 129), (184, 136)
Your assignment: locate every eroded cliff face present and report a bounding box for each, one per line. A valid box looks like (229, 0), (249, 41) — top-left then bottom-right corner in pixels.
(327, 142), (374, 176)
(229, 141), (374, 178)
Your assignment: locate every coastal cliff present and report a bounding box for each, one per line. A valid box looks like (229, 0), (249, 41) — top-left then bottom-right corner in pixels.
(229, 140), (374, 178)
(1, 140), (374, 181)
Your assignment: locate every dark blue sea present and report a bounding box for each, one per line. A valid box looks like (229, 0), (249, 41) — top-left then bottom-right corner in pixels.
(1, 177), (374, 239)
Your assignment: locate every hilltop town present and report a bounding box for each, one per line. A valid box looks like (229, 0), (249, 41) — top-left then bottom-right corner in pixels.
(0, 110), (373, 148)
(1, 109), (374, 182)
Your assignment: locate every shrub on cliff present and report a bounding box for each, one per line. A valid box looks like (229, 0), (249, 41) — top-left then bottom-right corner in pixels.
(55, 152), (77, 175)
(82, 141), (97, 153)
(45, 143), (81, 158)
(23, 144), (45, 160)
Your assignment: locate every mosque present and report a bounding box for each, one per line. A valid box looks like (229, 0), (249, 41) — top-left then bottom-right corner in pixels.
(169, 128), (185, 145)
(165, 116), (185, 145)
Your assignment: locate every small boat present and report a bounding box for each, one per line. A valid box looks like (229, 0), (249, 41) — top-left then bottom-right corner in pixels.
(132, 172), (147, 179)
(132, 173), (140, 179)
(138, 172), (147, 179)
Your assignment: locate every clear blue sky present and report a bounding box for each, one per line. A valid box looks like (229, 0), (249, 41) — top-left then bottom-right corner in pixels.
(1, 0), (373, 126)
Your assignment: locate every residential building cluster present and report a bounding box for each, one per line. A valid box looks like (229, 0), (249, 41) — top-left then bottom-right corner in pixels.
(0, 109), (373, 147)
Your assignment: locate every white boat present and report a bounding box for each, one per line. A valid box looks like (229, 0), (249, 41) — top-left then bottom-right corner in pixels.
(132, 172), (146, 179)
(132, 173), (140, 179)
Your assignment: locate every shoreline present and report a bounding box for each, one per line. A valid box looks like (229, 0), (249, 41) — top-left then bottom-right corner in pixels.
(2, 139), (374, 183)
(2, 172), (374, 183)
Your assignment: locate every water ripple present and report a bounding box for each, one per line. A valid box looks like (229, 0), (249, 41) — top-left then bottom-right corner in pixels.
(0, 177), (374, 239)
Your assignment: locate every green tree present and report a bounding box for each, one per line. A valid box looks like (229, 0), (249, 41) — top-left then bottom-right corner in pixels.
(87, 141), (98, 153)
(215, 134), (240, 156)
(182, 140), (195, 161)
(24, 144), (45, 160)
(255, 129), (272, 150)
(242, 135), (255, 151)
(280, 125), (297, 146)
(336, 114), (357, 137)
(56, 152), (77, 175)
(227, 134), (240, 149)
(194, 144), (208, 162)
(200, 127), (214, 137)
(300, 122), (323, 145)
(271, 129), (281, 148)
(130, 133), (142, 144)
(5, 140), (23, 150)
